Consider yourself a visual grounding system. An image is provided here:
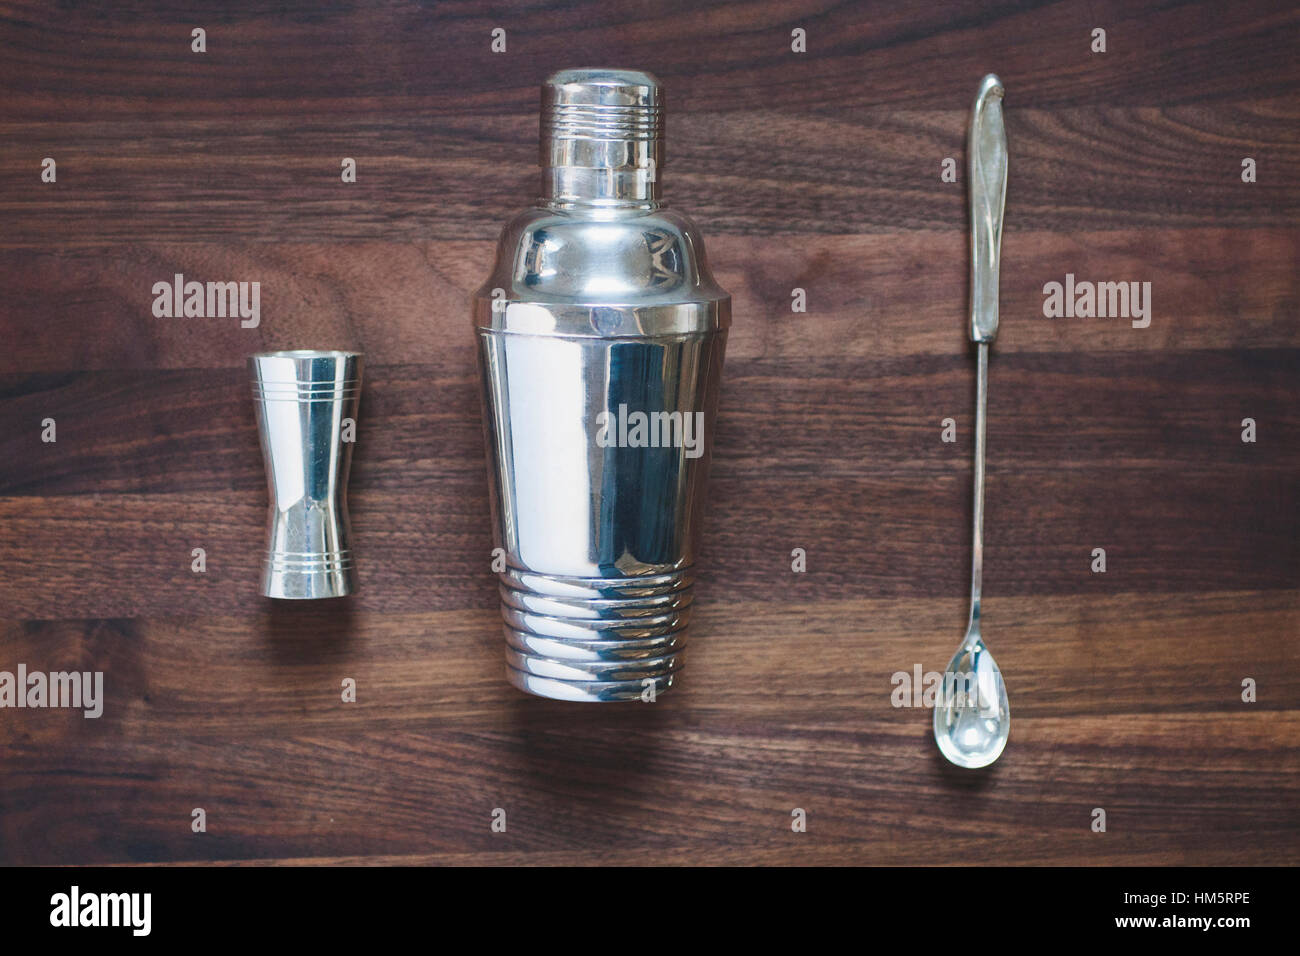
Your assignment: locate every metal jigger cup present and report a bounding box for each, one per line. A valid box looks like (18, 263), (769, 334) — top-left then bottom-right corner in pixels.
(249, 350), (362, 599)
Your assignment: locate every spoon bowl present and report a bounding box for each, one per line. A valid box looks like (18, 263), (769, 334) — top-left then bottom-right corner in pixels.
(933, 625), (1009, 769)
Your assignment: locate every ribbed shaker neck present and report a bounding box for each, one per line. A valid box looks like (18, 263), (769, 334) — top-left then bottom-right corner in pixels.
(541, 68), (663, 204)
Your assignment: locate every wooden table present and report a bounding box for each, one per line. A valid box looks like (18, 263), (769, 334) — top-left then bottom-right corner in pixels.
(0, 0), (1296, 866)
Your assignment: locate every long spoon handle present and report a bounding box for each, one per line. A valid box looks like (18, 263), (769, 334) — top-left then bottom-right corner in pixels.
(968, 74), (1006, 629)
(970, 342), (988, 627)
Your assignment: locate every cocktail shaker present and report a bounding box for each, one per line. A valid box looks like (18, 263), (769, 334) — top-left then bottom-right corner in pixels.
(473, 69), (730, 702)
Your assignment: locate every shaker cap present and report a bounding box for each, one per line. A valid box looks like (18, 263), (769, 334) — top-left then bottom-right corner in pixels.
(541, 68), (663, 202)
(543, 68), (661, 111)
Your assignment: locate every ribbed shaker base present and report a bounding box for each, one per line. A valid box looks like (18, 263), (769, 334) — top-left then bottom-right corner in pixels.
(499, 566), (693, 702)
(262, 550), (357, 600)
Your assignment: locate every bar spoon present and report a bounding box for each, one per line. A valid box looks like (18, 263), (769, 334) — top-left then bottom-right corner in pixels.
(933, 74), (1010, 769)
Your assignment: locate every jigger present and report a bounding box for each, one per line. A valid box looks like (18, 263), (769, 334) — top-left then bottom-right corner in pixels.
(250, 350), (362, 599)
(473, 69), (730, 701)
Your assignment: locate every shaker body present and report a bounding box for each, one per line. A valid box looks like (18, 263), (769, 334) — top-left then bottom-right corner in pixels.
(473, 69), (729, 701)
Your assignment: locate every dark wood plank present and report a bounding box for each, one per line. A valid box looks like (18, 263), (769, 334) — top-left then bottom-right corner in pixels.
(0, 0), (1296, 120)
(1, 103), (1297, 241)
(4, 709), (1297, 864)
(0, 468), (1293, 618)
(1, 592), (1293, 739)
(0, 230), (1295, 376)
(2, 351), (1295, 495)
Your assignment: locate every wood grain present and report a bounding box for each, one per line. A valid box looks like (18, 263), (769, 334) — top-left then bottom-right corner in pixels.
(1, 104), (1298, 242)
(2, 591), (1294, 737)
(0, 230), (1295, 375)
(0, 0), (1297, 866)
(1, 0), (1296, 117)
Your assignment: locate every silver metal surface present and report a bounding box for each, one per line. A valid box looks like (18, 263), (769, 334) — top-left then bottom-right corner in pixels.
(474, 68), (729, 701)
(968, 73), (1006, 345)
(934, 74), (1010, 768)
(965, 72), (1007, 628)
(250, 350), (362, 600)
(969, 343), (989, 626)
(542, 68), (662, 204)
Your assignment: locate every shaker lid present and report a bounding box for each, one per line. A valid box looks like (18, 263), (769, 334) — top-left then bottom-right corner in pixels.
(541, 68), (664, 203)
